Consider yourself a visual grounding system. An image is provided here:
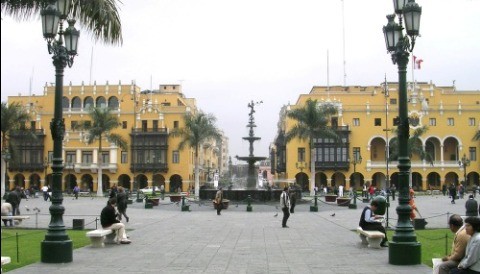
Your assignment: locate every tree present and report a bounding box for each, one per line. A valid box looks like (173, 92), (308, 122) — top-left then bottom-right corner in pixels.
(389, 126), (434, 165)
(1, 0), (123, 45)
(1, 101), (32, 196)
(474, 129), (480, 141)
(285, 99), (338, 196)
(171, 111), (221, 199)
(77, 107), (127, 196)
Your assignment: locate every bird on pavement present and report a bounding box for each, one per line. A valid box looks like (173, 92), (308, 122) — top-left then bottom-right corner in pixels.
(273, 213), (278, 217)
(331, 213), (335, 217)
(25, 205), (30, 211)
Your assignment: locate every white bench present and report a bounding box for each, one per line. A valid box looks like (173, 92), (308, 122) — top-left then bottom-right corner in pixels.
(1, 215), (30, 226)
(86, 229), (115, 247)
(1, 256), (11, 272)
(356, 227), (385, 249)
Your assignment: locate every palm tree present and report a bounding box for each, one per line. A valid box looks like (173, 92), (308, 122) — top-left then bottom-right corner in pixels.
(285, 99), (338, 196)
(171, 111), (221, 199)
(78, 106), (127, 196)
(474, 129), (480, 141)
(1, 102), (32, 196)
(389, 126), (434, 165)
(1, 0), (122, 45)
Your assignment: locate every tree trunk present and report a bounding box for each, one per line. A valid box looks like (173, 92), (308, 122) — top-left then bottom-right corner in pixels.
(194, 145), (199, 199)
(97, 137), (104, 197)
(310, 143), (315, 196)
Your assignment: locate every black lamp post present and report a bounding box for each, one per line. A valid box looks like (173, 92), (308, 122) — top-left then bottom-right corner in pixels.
(459, 154), (470, 187)
(1, 148), (11, 196)
(352, 154), (362, 173)
(383, 0), (422, 265)
(40, 0), (79, 264)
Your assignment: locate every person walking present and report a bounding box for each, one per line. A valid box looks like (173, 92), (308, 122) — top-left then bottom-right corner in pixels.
(100, 198), (131, 244)
(73, 184), (80, 200)
(359, 199), (389, 247)
(289, 187), (296, 214)
(465, 195), (478, 217)
(116, 186), (129, 222)
(280, 187), (290, 228)
(6, 187), (20, 216)
(437, 214), (470, 274)
(450, 184), (458, 204)
(215, 187), (223, 216)
(109, 184), (118, 199)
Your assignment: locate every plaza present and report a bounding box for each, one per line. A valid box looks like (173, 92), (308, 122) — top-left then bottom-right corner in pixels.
(5, 193), (469, 273)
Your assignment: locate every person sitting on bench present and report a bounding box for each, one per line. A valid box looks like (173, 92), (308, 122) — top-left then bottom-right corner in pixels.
(359, 199), (388, 247)
(1, 202), (13, 226)
(100, 198), (131, 244)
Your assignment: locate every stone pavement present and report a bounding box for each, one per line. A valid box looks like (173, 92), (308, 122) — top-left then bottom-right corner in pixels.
(4, 192), (469, 273)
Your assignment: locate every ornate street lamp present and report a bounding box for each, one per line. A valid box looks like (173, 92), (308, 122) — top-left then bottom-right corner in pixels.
(1, 148), (11, 196)
(352, 154), (362, 173)
(459, 154), (470, 187)
(40, 0), (79, 264)
(383, 0), (422, 265)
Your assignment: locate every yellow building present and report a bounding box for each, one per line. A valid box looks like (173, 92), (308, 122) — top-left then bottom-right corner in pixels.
(5, 81), (222, 193)
(272, 81), (480, 192)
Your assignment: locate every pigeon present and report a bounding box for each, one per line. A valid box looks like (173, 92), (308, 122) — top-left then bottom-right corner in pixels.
(25, 205), (30, 211)
(330, 213), (335, 217)
(273, 213), (278, 217)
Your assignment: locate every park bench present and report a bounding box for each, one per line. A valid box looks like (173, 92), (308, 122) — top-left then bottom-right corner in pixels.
(356, 227), (385, 249)
(1, 215), (30, 225)
(1, 256), (11, 272)
(86, 229), (115, 248)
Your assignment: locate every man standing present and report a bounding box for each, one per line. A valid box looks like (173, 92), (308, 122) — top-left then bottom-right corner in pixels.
(438, 214), (470, 274)
(359, 200), (388, 247)
(465, 195), (478, 217)
(6, 187), (20, 216)
(289, 187), (296, 214)
(338, 184), (344, 197)
(42, 184), (50, 201)
(280, 187), (290, 228)
(215, 187), (223, 216)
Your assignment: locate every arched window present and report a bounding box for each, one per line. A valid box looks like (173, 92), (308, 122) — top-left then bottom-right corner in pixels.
(84, 96), (94, 110)
(62, 96), (69, 110)
(108, 96), (119, 109)
(71, 96), (81, 109)
(96, 96), (106, 108)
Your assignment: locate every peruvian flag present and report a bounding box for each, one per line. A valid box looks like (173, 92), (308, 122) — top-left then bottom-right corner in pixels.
(413, 55), (423, 69)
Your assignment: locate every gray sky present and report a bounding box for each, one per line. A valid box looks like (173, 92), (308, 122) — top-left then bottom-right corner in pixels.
(2, 0), (480, 162)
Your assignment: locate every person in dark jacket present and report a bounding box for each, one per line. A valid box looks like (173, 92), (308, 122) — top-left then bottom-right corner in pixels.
(465, 195), (478, 217)
(116, 186), (129, 222)
(100, 198), (131, 244)
(450, 184), (457, 204)
(289, 187), (296, 213)
(359, 199), (388, 247)
(6, 187), (21, 216)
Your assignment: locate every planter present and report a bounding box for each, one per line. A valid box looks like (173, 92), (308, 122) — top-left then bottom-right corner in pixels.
(213, 199), (230, 210)
(325, 195), (337, 202)
(336, 197), (350, 207)
(149, 198), (160, 206)
(413, 218), (428, 230)
(169, 195), (182, 203)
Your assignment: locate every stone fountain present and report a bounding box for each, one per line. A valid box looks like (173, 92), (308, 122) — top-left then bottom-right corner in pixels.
(235, 100), (267, 189)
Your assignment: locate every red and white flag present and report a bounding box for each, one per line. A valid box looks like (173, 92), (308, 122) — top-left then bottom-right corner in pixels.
(413, 55), (423, 69)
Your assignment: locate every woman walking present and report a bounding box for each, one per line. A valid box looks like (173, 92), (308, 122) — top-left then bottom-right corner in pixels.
(116, 186), (129, 222)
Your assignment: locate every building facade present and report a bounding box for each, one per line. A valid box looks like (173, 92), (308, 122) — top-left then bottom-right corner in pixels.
(272, 81), (480, 192)
(5, 81), (224, 193)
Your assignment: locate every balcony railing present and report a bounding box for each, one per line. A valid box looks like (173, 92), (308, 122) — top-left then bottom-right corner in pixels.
(131, 162), (168, 173)
(131, 128), (168, 134)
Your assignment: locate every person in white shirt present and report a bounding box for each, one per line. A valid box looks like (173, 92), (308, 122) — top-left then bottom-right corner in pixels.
(359, 200), (388, 247)
(42, 185), (50, 201)
(338, 185), (344, 197)
(280, 187), (290, 228)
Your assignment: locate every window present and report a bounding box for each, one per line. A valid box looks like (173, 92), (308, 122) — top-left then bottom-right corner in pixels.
(101, 152), (109, 165)
(142, 120), (147, 131)
(353, 147), (361, 162)
(66, 151), (76, 164)
(174, 121), (179, 128)
(30, 121), (36, 130)
(82, 151), (93, 164)
(71, 121), (78, 131)
(84, 121), (91, 128)
(390, 98), (397, 105)
(447, 118), (454, 126)
(469, 118), (476, 126)
(172, 150), (180, 163)
(121, 151), (128, 163)
(470, 147), (477, 161)
(153, 120), (158, 130)
(353, 118), (360, 126)
(429, 118), (436, 126)
(298, 148), (305, 162)
(122, 121), (127, 129)
(375, 118), (382, 126)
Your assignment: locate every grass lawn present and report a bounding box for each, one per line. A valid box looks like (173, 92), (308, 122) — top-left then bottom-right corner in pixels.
(387, 228), (453, 267)
(1, 228), (91, 272)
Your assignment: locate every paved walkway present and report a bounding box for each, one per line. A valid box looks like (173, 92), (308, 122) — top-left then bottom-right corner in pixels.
(4, 192), (468, 273)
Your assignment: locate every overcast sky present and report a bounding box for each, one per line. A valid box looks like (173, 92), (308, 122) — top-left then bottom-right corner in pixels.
(2, 0), (480, 162)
